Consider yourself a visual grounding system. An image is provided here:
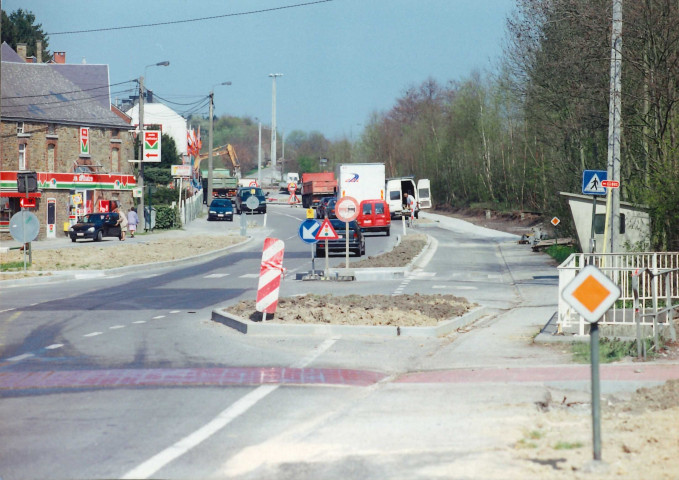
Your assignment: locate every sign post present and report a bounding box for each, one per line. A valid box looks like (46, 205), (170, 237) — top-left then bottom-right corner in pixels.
(299, 219), (320, 275)
(561, 265), (621, 462)
(335, 196), (359, 272)
(582, 170), (607, 253)
(316, 218), (339, 278)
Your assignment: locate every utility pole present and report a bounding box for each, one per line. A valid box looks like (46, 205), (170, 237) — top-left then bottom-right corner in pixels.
(208, 91), (215, 202)
(258, 121), (262, 187)
(606, 0), (622, 253)
(138, 75), (146, 228)
(269, 73), (283, 178)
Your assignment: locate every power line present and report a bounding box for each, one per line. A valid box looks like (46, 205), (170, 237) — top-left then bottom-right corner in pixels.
(47, 0), (333, 35)
(1, 79), (137, 100)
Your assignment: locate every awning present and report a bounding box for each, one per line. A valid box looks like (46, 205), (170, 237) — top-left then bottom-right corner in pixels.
(0, 191), (43, 198)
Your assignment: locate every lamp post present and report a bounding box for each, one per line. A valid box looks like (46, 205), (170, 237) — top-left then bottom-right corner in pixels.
(269, 73), (283, 178)
(207, 81), (232, 202)
(138, 60), (169, 230)
(257, 119), (262, 187)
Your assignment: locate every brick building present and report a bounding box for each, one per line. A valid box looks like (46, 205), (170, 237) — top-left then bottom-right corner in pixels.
(1, 43), (136, 241)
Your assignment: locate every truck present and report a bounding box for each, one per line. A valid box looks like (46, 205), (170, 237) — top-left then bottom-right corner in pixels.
(385, 176), (432, 219)
(201, 168), (238, 204)
(300, 172), (336, 208)
(336, 163), (385, 204)
(279, 172), (300, 193)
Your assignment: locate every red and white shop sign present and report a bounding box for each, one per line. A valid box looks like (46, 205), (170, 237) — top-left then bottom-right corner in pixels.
(255, 238), (285, 314)
(80, 127), (90, 155)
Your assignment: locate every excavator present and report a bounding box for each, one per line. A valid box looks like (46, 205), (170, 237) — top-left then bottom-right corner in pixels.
(194, 144), (241, 179)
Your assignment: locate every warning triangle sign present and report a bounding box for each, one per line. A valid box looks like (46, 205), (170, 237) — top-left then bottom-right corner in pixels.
(315, 218), (339, 240)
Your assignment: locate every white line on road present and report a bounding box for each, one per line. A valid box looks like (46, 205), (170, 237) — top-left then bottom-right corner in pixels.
(83, 332), (103, 337)
(121, 337), (338, 479)
(169, 310), (181, 314)
(45, 344), (64, 350)
(109, 325), (125, 330)
(0, 308), (16, 314)
(152, 315), (166, 320)
(132, 320), (146, 324)
(7, 353), (34, 362)
(204, 273), (230, 278)
(239, 273), (259, 278)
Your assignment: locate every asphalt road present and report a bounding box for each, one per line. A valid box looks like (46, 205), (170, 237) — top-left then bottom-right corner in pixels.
(1, 206), (677, 479)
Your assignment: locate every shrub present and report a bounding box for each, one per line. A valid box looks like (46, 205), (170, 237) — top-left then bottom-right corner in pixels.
(154, 205), (181, 230)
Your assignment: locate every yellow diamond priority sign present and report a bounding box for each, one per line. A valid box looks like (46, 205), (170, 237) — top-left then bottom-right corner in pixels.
(561, 265), (621, 323)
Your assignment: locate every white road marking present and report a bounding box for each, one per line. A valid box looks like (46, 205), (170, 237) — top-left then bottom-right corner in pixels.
(45, 344), (64, 350)
(142, 274), (160, 279)
(75, 273), (105, 279)
(487, 274), (503, 280)
(132, 320), (146, 324)
(7, 353), (34, 362)
(0, 308), (16, 314)
(83, 332), (103, 337)
(121, 337), (338, 480)
(152, 315), (166, 320)
(239, 273), (259, 278)
(109, 325), (125, 330)
(169, 310), (181, 314)
(204, 273), (230, 278)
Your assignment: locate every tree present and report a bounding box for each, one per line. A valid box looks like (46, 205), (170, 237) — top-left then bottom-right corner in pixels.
(1, 9), (51, 60)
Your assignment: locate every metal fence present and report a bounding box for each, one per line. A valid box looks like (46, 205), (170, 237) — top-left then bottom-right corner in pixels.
(180, 192), (203, 225)
(558, 252), (679, 336)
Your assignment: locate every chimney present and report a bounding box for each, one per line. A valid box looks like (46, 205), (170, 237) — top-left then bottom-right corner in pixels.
(36, 40), (43, 63)
(17, 43), (27, 61)
(53, 52), (66, 64)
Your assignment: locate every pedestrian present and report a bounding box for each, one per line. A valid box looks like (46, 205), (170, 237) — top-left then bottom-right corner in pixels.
(115, 206), (128, 241)
(406, 193), (417, 222)
(127, 207), (139, 238)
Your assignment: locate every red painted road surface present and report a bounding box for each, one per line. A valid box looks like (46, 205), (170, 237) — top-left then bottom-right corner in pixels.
(1, 364), (678, 392)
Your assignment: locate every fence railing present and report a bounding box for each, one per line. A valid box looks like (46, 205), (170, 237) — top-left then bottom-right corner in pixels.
(180, 193), (203, 225)
(558, 252), (679, 336)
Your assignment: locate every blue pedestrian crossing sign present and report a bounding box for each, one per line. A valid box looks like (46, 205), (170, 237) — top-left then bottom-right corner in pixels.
(582, 170), (607, 195)
(299, 219), (321, 244)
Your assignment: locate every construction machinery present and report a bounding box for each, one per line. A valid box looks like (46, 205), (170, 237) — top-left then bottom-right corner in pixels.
(195, 144), (241, 179)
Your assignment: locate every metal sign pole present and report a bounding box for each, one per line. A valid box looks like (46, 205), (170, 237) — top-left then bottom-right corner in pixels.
(325, 239), (329, 278)
(590, 320), (602, 461)
(345, 221), (350, 272)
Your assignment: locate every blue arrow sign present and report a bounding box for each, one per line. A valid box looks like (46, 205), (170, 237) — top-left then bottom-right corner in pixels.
(582, 170), (607, 195)
(299, 219), (320, 244)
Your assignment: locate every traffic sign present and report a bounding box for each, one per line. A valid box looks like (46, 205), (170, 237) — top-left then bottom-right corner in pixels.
(299, 219), (320, 244)
(143, 130), (162, 162)
(288, 182), (297, 193)
(9, 211), (40, 243)
(582, 170), (607, 195)
(335, 196), (359, 222)
(249, 180), (258, 187)
(551, 217), (560, 227)
(306, 208), (315, 219)
(315, 218), (339, 240)
(561, 265), (621, 323)
(601, 180), (620, 188)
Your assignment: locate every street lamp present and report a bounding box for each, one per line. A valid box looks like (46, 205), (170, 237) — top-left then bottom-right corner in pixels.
(269, 73), (283, 177)
(207, 81), (232, 202)
(138, 60), (170, 230)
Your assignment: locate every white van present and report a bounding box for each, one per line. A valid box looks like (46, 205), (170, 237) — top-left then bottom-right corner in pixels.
(385, 177), (431, 218)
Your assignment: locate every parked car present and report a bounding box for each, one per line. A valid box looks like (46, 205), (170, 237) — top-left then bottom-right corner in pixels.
(357, 199), (391, 236)
(317, 197), (337, 219)
(315, 219), (365, 257)
(234, 187), (267, 215)
(69, 212), (122, 242)
(207, 198), (234, 221)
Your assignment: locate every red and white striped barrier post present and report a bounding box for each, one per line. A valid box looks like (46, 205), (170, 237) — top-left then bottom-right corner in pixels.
(255, 237), (285, 321)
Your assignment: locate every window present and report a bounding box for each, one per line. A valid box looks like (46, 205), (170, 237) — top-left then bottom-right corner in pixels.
(362, 203), (372, 215)
(47, 144), (55, 171)
(594, 214), (626, 234)
(389, 191), (401, 201)
(48, 124), (56, 135)
(17, 122), (25, 134)
(111, 148), (120, 172)
(19, 143), (26, 170)
(375, 203), (385, 214)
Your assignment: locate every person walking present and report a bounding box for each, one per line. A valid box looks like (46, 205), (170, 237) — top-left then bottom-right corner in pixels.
(115, 206), (128, 241)
(406, 193), (417, 225)
(127, 207), (139, 238)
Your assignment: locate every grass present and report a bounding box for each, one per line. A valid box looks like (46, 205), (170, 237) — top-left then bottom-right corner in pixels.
(1, 261), (29, 271)
(572, 337), (661, 363)
(554, 441), (584, 450)
(545, 244), (578, 264)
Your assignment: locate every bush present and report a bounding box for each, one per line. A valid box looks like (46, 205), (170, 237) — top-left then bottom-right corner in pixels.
(545, 245), (578, 264)
(154, 205), (181, 230)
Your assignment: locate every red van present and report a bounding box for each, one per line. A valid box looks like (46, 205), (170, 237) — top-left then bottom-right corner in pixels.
(357, 199), (391, 236)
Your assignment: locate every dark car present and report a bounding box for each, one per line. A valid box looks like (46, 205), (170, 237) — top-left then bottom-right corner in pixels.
(235, 187), (267, 215)
(207, 198), (234, 221)
(315, 197), (333, 218)
(69, 212), (122, 242)
(315, 219), (365, 257)
(317, 197), (337, 219)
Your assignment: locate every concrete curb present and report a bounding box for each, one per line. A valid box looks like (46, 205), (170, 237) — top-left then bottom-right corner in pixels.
(0, 236), (253, 288)
(211, 304), (489, 337)
(326, 233), (438, 281)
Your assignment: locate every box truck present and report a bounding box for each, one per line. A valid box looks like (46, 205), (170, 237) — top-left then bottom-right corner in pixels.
(301, 172), (336, 208)
(336, 163), (385, 204)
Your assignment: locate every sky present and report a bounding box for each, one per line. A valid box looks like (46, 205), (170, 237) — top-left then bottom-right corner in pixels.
(4, 0), (516, 140)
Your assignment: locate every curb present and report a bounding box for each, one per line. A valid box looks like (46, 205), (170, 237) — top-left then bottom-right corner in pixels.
(0, 236), (253, 288)
(326, 233), (438, 281)
(211, 304), (489, 337)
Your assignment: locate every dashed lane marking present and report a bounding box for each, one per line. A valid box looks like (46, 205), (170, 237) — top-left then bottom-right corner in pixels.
(7, 353), (34, 362)
(132, 320), (146, 324)
(109, 325), (125, 330)
(152, 315), (166, 320)
(239, 274), (259, 278)
(83, 332), (103, 338)
(204, 273), (230, 278)
(45, 344), (63, 350)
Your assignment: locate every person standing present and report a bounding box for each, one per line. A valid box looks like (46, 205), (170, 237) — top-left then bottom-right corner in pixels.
(406, 193), (417, 222)
(127, 207), (139, 238)
(115, 206), (128, 241)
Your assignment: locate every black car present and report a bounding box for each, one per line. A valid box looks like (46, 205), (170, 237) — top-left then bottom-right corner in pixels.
(207, 198), (234, 221)
(234, 187), (267, 215)
(69, 212), (122, 242)
(316, 197), (337, 219)
(315, 219), (365, 257)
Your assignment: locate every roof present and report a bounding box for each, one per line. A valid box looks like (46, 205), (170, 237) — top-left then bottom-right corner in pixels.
(48, 63), (112, 110)
(1, 61), (129, 128)
(1, 42), (24, 62)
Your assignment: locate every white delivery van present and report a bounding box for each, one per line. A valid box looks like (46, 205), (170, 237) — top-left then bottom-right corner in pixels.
(385, 176), (432, 218)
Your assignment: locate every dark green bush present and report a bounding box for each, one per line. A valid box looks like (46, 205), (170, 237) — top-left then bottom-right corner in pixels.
(154, 205), (181, 230)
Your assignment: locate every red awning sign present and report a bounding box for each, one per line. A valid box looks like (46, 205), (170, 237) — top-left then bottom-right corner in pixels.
(0, 191), (42, 198)
(601, 180), (620, 188)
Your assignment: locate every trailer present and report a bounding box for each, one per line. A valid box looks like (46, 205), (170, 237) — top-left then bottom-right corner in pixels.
(301, 172), (336, 208)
